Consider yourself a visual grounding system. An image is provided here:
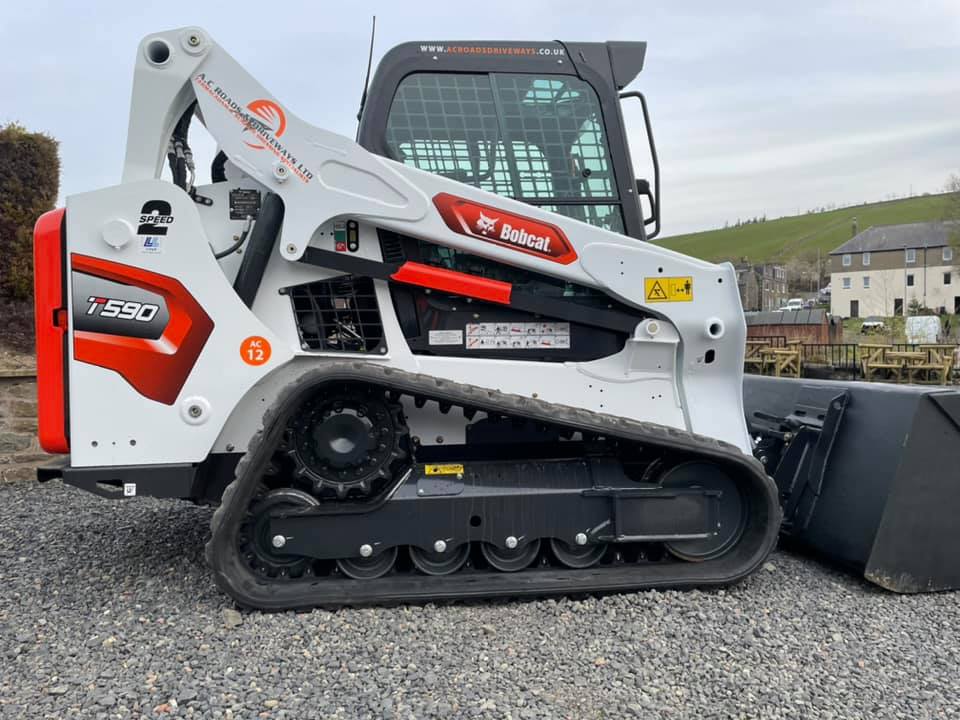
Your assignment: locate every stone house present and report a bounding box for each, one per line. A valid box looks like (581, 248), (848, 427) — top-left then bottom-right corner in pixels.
(829, 222), (960, 318)
(735, 262), (788, 312)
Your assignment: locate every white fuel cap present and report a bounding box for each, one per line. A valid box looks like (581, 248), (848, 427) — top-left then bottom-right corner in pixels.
(102, 218), (135, 249)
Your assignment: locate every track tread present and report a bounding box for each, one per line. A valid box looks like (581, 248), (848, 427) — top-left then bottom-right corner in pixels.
(205, 362), (780, 610)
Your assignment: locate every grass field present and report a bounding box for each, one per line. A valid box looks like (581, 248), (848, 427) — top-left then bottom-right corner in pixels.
(656, 193), (954, 263)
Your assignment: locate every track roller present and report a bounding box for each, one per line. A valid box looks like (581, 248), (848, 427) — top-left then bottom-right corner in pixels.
(480, 539), (541, 572)
(549, 538), (607, 569)
(336, 546), (398, 579)
(409, 543), (471, 576)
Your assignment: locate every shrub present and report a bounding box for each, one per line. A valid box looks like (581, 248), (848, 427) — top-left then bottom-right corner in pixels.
(0, 123), (60, 299)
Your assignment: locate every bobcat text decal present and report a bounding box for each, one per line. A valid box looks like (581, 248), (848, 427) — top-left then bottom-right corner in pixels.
(194, 73), (313, 183)
(433, 193), (577, 264)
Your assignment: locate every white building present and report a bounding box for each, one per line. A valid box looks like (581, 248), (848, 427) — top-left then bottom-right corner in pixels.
(829, 222), (959, 318)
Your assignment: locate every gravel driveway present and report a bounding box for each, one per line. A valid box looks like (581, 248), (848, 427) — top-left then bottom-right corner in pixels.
(2, 480), (959, 719)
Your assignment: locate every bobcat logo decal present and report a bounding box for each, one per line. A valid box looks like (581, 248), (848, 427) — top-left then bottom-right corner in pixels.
(475, 212), (499, 236)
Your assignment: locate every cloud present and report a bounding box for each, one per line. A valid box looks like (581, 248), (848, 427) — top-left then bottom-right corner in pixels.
(2, 0), (958, 238)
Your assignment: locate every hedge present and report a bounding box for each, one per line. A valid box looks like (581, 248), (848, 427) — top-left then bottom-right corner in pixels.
(0, 123), (60, 299)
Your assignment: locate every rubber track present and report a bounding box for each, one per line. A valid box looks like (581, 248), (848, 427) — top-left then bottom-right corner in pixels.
(206, 362), (781, 610)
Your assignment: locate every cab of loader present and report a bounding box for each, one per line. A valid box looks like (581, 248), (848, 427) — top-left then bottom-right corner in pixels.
(356, 40), (660, 240)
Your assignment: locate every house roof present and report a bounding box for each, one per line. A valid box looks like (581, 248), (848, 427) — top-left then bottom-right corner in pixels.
(745, 309), (827, 325)
(829, 221), (958, 255)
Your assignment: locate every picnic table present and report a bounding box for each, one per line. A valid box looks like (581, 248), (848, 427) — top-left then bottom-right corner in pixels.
(744, 340), (769, 374)
(885, 351), (928, 379)
(911, 345), (956, 384)
(761, 347), (802, 378)
(860, 344), (903, 382)
(862, 344), (956, 385)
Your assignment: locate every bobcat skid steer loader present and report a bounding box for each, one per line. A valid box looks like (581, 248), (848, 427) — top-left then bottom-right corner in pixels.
(54, 25), (960, 609)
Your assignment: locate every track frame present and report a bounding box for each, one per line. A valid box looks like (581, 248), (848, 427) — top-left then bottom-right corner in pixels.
(206, 362), (780, 609)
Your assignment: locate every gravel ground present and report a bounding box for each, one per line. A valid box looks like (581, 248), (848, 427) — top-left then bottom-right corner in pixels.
(2, 481), (959, 720)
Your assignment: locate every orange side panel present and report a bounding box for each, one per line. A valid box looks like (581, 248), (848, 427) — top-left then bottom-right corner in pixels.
(33, 208), (69, 453)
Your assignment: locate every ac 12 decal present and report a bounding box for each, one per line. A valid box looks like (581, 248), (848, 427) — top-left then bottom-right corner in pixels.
(137, 200), (175, 236)
(433, 193), (578, 265)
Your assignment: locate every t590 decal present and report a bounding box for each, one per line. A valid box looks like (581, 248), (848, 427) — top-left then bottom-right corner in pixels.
(71, 255), (214, 405)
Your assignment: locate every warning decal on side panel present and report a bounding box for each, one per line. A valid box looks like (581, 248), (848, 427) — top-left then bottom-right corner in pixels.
(465, 322), (570, 349)
(644, 277), (693, 302)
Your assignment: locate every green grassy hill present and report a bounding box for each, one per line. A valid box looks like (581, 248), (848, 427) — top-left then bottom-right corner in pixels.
(655, 193), (953, 263)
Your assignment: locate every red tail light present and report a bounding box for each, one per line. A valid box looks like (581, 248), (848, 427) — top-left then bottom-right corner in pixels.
(33, 208), (69, 453)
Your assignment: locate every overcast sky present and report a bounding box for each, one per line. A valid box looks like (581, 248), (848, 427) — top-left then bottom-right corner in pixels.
(3, 0), (958, 236)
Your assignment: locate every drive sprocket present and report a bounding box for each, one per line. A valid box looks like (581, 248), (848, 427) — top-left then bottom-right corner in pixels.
(286, 384), (408, 499)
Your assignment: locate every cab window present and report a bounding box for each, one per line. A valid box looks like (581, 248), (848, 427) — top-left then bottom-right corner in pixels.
(385, 72), (624, 234)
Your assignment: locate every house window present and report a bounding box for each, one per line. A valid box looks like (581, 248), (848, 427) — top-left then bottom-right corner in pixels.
(862, 252), (871, 266)
(907, 274), (915, 287)
(842, 254), (851, 267)
(944, 247), (954, 262)
(945, 272), (952, 285)
(842, 277), (851, 289)
(863, 276), (870, 289)
(905, 248), (916, 264)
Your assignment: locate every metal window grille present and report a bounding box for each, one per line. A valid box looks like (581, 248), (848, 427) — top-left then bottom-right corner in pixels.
(285, 276), (384, 353)
(541, 204), (625, 234)
(385, 72), (621, 231)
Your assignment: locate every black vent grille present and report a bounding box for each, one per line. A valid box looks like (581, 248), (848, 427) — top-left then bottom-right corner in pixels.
(286, 276), (384, 353)
(379, 235), (406, 264)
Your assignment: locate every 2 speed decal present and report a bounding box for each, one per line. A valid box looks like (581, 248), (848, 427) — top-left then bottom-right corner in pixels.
(137, 200), (174, 236)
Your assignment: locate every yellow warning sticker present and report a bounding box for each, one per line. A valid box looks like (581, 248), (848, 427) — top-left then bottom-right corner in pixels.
(644, 276), (694, 302)
(424, 463), (464, 476)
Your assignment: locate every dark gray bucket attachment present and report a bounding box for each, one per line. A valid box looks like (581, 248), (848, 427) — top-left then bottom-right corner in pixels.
(744, 375), (960, 593)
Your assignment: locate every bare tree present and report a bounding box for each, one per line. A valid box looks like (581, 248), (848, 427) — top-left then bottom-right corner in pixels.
(944, 173), (960, 276)
(946, 172), (960, 239)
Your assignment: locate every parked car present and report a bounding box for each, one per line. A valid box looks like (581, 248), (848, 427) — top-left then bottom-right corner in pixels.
(779, 298), (804, 312)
